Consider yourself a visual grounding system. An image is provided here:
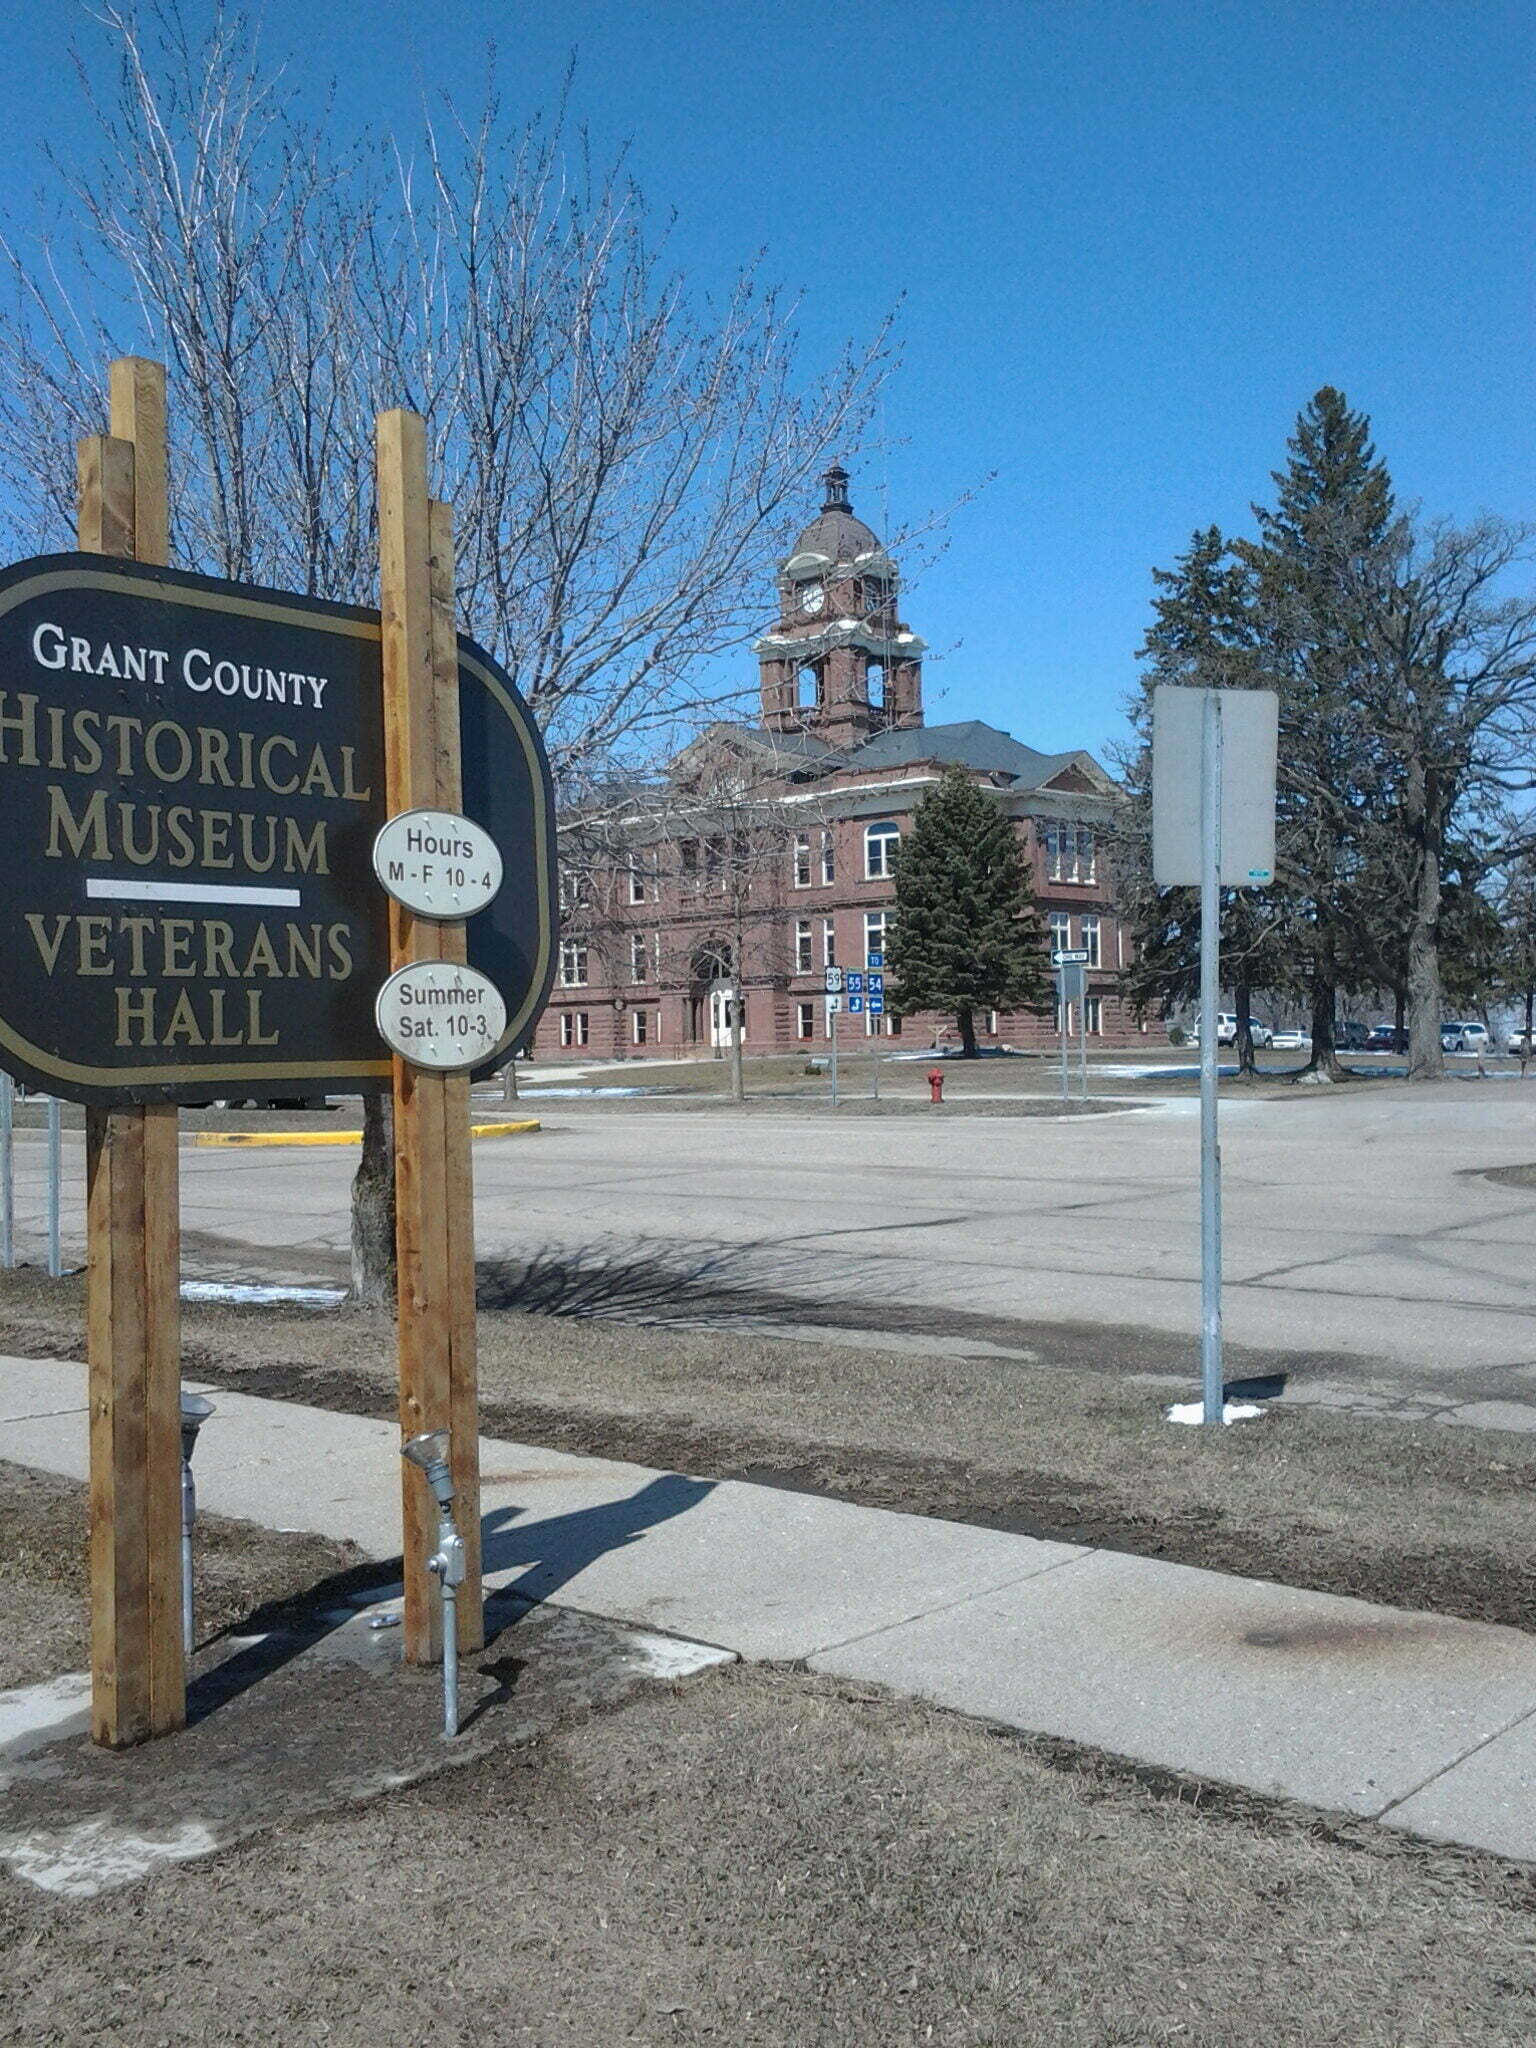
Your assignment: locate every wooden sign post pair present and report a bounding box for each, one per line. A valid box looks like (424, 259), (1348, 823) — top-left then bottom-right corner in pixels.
(79, 365), (482, 1745)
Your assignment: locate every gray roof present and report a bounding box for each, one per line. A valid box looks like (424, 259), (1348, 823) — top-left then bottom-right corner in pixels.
(844, 719), (1081, 787)
(703, 722), (834, 764)
(789, 506), (882, 564)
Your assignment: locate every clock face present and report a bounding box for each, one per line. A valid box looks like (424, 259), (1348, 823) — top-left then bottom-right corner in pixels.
(799, 582), (825, 616)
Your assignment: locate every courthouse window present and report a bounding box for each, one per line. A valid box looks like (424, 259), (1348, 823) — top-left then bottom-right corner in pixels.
(865, 822), (899, 879)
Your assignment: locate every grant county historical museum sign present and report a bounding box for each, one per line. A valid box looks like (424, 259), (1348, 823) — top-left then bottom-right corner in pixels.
(0, 554), (555, 1104)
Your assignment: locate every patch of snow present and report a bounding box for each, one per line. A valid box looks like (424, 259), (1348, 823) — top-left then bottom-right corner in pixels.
(621, 1630), (736, 1681)
(1165, 1401), (1267, 1427)
(2, 1817), (221, 1895)
(180, 1281), (345, 1307)
(520, 1086), (659, 1099)
(0, 1672), (92, 1783)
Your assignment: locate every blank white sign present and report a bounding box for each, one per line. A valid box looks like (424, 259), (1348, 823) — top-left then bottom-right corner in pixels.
(1151, 686), (1279, 887)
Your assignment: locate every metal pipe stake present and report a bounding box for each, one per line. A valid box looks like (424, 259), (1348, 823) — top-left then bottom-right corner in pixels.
(0, 1072), (13, 1270)
(46, 1095), (61, 1278)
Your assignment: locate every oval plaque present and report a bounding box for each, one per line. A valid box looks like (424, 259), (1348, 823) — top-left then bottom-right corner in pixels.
(373, 808), (503, 918)
(375, 962), (508, 1072)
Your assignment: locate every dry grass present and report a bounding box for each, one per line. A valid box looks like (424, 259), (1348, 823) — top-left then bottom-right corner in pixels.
(3, 1661), (1535, 2045)
(0, 1458), (364, 1691)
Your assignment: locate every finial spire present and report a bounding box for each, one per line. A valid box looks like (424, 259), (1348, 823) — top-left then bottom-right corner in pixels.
(821, 463), (851, 513)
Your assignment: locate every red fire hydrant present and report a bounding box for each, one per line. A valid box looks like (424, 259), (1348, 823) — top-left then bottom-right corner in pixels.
(928, 1068), (945, 1103)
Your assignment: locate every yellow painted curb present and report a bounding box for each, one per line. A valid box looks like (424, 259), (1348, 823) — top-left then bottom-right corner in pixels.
(195, 1119), (540, 1148)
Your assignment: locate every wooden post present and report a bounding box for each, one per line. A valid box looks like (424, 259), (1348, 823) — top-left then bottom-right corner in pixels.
(377, 411), (483, 1661)
(80, 358), (185, 1746)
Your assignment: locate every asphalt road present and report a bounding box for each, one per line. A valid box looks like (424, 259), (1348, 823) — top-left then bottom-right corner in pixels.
(8, 1079), (1536, 1412)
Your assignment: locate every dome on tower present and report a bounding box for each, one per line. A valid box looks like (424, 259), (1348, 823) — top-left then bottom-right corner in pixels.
(786, 464), (883, 567)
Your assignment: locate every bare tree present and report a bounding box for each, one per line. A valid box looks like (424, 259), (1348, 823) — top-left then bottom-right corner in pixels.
(562, 724), (839, 1100)
(0, 3), (897, 1295)
(1348, 517), (1536, 1079)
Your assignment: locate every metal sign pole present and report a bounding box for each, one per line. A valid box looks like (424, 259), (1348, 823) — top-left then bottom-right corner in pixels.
(1199, 691), (1224, 1425)
(1058, 972), (1069, 1102)
(1079, 992), (1089, 1102)
(0, 1071), (13, 1270)
(829, 1002), (839, 1107)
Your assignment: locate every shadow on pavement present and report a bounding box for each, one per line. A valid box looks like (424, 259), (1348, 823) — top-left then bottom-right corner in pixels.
(481, 1472), (715, 1612)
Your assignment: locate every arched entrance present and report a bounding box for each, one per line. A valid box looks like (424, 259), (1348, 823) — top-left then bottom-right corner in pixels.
(689, 940), (743, 1053)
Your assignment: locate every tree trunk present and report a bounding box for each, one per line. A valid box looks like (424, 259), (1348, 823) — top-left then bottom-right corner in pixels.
(957, 1007), (978, 1058)
(1234, 979), (1256, 1077)
(1404, 761), (1446, 1083)
(1522, 988), (1534, 1077)
(1297, 963), (1345, 1081)
(1393, 985), (1406, 1056)
(350, 1091), (396, 1308)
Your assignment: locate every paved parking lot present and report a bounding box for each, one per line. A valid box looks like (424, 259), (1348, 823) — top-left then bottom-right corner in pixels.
(8, 1079), (1536, 1410)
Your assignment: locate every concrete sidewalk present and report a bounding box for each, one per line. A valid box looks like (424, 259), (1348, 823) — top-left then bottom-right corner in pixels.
(5, 1352), (1536, 1863)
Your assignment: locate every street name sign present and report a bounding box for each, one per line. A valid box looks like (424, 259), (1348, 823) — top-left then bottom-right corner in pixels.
(375, 961), (508, 1071)
(0, 554), (555, 1103)
(373, 808), (503, 919)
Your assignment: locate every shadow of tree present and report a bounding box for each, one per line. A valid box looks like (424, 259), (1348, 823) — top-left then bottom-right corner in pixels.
(474, 1221), (981, 1340)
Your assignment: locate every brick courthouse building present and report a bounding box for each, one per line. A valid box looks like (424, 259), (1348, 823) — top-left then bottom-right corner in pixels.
(530, 467), (1137, 1061)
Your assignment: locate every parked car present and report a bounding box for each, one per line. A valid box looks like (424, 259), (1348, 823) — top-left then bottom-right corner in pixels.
(1269, 1027), (1310, 1050)
(1336, 1021), (1371, 1051)
(1441, 1021), (1491, 1055)
(1365, 1025), (1407, 1053)
(1190, 1014), (1273, 1047)
(1509, 1028), (1534, 1057)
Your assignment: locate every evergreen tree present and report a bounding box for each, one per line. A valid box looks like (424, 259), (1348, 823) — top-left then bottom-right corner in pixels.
(1117, 526), (1302, 1073)
(1238, 386), (1398, 1078)
(888, 766), (1052, 1056)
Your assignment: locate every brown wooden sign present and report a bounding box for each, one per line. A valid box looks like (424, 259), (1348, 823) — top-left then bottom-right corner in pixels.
(0, 553), (554, 1104)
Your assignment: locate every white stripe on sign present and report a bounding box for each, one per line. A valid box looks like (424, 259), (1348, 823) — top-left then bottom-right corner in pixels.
(85, 879), (302, 907)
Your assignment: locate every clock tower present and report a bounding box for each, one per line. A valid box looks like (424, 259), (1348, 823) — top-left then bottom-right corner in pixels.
(755, 465), (925, 747)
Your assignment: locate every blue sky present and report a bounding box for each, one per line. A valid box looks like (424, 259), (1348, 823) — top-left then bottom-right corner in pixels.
(2, 1), (1532, 762)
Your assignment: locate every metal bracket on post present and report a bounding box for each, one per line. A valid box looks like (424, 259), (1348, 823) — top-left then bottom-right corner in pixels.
(1199, 689), (1224, 1425)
